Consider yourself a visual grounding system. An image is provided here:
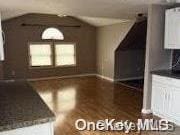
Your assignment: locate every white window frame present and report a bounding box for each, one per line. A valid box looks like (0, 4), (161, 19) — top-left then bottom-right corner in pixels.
(28, 42), (53, 68)
(42, 27), (64, 40)
(54, 42), (76, 67)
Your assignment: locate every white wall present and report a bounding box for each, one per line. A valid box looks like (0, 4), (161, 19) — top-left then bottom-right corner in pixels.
(96, 21), (134, 80)
(0, 13), (4, 61)
(143, 4), (172, 111)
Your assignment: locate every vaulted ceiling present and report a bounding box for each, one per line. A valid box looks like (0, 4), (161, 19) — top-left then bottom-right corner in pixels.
(0, 0), (167, 26)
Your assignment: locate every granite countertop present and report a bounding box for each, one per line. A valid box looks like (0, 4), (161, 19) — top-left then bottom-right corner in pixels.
(151, 69), (180, 79)
(0, 81), (55, 132)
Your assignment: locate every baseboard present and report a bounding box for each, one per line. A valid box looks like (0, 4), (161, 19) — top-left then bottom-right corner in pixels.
(141, 108), (152, 114)
(27, 73), (97, 81)
(96, 74), (114, 82)
(114, 76), (144, 82)
(28, 74), (114, 82)
(2, 73), (114, 82)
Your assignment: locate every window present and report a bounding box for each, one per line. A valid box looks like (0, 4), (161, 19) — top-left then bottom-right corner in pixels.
(29, 44), (52, 67)
(55, 44), (76, 66)
(29, 28), (76, 68)
(28, 43), (76, 68)
(42, 27), (64, 40)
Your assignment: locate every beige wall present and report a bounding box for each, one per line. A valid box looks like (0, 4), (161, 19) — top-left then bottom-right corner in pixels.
(143, 4), (172, 111)
(2, 14), (96, 79)
(96, 21), (134, 79)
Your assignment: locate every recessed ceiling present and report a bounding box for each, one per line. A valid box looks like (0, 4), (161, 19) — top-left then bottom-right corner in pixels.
(0, 0), (166, 26)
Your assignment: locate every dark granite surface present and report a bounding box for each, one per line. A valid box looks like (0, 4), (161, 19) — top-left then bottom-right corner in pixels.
(151, 69), (180, 79)
(0, 81), (55, 132)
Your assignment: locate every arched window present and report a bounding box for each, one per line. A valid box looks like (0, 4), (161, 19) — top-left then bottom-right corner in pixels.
(42, 27), (64, 40)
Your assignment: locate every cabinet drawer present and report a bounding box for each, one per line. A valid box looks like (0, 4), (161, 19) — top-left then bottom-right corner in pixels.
(0, 122), (54, 135)
(152, 75), (180, 88)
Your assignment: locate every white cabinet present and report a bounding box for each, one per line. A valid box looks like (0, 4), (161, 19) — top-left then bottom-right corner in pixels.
(169, 88), (180, 121)
(151, 83), (165, 115)
(0, 122), (54, 135)
(152, 75), (180, 125)
(164, 8), (180, 49)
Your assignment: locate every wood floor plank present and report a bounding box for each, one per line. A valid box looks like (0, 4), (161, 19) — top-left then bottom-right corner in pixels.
(30, 76), (179, 135)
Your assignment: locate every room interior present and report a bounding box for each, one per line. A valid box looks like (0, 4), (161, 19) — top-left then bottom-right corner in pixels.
(0, 0), (180, 135)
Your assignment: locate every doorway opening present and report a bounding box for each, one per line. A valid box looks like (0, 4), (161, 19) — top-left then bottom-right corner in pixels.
(114, 15), (147, 91)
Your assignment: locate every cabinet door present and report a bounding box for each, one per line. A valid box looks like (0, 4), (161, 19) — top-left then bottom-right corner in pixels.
(165, 10), (180, 49)
(169, 88), (180, 121)
(151, 82), (166, 115)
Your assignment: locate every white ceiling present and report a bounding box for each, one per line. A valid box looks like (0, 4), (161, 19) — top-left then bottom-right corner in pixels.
(0, 0), (167, 26)
(76, 16), (131, 27)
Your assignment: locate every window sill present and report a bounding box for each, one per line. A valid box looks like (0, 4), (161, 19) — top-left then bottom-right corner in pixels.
(55, 64), (76, 68)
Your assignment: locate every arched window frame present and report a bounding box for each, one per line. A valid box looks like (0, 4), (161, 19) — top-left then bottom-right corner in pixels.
(41, 27), (64, 40)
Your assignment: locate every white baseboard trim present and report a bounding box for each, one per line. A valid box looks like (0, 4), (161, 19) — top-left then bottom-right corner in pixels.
(141, 108), (153, 114)
(27, 73), (97, 81)
(28, 74), (114, 82)
(2, 73), (115, 82)
(115, 76), (144, 82)
(96, 74), (114, 82)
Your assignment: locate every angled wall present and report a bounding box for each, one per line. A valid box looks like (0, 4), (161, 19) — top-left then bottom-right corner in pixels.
(96, 21), (134, 80)
(115, 20), (147, 81)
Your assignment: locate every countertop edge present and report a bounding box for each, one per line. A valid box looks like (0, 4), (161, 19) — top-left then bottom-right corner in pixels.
(0, 117), (56, 132)
(151, 69), (180, 79)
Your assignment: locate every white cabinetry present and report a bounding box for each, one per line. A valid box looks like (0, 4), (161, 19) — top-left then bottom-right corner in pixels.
(165, 8), (180, 49)
(169, 88), (180, 122)
(152, 75), (180, 125)
(152, 83), (166, 115)
(0, 122), (54, 135)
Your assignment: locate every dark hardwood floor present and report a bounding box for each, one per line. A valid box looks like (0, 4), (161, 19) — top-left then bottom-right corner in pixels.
(30, 76), (179, 135)
(119, 79), (144, 91)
